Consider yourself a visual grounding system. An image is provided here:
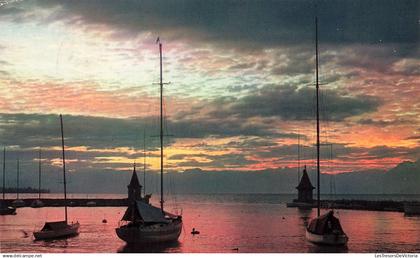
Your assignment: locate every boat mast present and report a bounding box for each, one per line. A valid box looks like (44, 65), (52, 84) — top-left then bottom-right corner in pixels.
(297, 133), (300, 184)
(16, 157), (19, 200)
(315, 16), (320, 217)
(159, 40), (164, 212)
(143, 130), (146, 197)
(38, 148), (42, 199)
(2, 147), (5, 200)
(59, 114), (68, 223)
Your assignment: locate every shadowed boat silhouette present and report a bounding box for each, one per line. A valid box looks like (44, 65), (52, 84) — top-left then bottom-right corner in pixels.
(33, 115), (79, 240)
(305, 17), (348, 246)
(115, 38), (182, 245)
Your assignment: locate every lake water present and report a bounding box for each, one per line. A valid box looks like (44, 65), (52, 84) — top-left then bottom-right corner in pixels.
(1, 194), (419, 253)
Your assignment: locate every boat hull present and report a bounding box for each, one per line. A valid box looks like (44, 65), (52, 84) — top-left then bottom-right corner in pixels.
(116, 220), (182, 244)
(12, 200), (25, 208)
(0, 207), (16, 215)
(33, 222), (80, 240)
(306, 229), (348, 246)
(31, 200), (44, 208)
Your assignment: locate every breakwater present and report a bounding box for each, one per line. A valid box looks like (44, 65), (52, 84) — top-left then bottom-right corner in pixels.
(289, 199), (420, 212)
(3, 198), (128, 207)
(4, 198), (420, 213)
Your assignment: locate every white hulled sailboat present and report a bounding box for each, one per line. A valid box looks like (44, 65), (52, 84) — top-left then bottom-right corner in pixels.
(33, 115), (79, 240)
(305, 17), (348, 246)
(115, 39), (182, 244)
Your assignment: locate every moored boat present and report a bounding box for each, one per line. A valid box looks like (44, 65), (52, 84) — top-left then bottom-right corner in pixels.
(306, 210), (348, 245)
(33, 221), (79, 240)
(0, 201), (16, 215)
(116, 201), (182, 244)
(33, 115), (80, 240)
(115, 38), (183, 245)
(31, 199), (44, 208)
(305, 17), (348, 246)
(12, 199), (25, 208)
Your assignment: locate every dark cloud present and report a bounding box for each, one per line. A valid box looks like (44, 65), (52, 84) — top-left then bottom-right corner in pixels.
(357, 118), (411, 127)
(4, 0), (418, 49)
(250, 142), (420, 163)
(175, 153), (257, 169)
(0, 112), (280, 151)
(405, 135), (420, 140)
(208, 85), (380, 121)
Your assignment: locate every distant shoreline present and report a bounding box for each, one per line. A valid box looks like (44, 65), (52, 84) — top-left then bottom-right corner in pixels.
(0, 187), (50, 193)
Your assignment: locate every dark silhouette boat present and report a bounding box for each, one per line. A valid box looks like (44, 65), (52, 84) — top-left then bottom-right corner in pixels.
(33, 115), (79, 240)
(115, 38), (182, 244)
(305, 17), (348, 246)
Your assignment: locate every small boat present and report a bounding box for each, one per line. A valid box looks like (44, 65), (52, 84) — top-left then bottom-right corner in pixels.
(305, 17), (348, 246)
(12, 199), (25, 208)
(306, 210), (348, 245)
(191, 228), (200, 235)
(31, 199), (44, 208)
(86, 201), (96, 206)
(31, 149), (44, 208)
(115, 39), (182, 245)
(116, 200), (182, 244)
(0, 201), (16, 215)
(404, 202), (420, 216)
(33, 221), (79, 240)
(33, 115), (80, 240)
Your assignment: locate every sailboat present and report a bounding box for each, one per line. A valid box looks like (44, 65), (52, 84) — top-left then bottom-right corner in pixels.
(305, 17), (348, 246)
(0, 147), (16, 215)
(115, 39), (183, 244)
(31, 148), (44, 208)
(33, 115), (79, 240)
(11, 157), (25, 208)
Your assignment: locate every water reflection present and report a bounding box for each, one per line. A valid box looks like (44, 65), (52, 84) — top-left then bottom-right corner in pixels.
(117, 241), (181, 253)
(307, 244), (348, 253)
(40, 238), (69, 249)
(297, 207), (312, 227)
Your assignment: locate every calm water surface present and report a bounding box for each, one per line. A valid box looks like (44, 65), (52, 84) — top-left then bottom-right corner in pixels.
(1, 194), (419, 253)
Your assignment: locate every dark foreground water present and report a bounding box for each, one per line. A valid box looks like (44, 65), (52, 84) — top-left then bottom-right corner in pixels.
(1, 194), (419, 253)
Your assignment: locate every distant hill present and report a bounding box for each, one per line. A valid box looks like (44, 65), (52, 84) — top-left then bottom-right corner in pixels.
(7, 159), (420, 194)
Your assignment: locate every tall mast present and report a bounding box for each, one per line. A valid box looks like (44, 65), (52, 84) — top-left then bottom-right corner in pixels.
(297, 133), (300, 184)
(2, 147), (5, 200)
(159, 41), (164, 212)
(315, 16), (320, 217)
(16, 157), (19, 199)
(38, 148), (41, 200)
(143, 130), (146, 197)
(60, 114), (68, 223)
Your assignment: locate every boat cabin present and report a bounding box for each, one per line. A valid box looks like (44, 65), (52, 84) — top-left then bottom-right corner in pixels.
(40, 221), (68, 231)
(122, 201), (170, 224)
(307, 210), (345, 235)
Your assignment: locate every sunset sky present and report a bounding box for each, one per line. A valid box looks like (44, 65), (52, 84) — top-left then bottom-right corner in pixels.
(0, 0), (419, 180)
